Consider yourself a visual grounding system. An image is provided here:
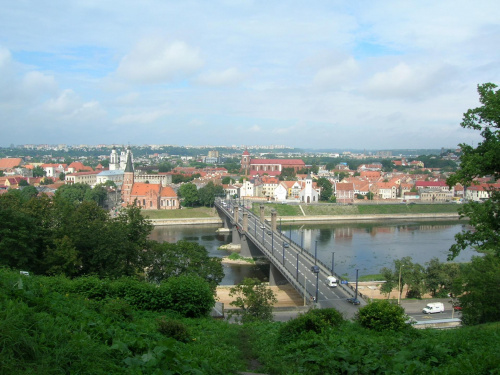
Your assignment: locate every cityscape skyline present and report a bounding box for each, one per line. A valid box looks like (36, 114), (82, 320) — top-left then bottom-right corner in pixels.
(1, 1), (498, 149)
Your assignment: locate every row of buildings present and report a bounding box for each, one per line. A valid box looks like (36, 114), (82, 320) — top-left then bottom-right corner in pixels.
(2, 149), (499, 208)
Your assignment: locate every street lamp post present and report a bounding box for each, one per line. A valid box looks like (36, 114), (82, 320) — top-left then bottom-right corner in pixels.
(355, 269), (359, 301)
(301, 230), (304, 249)
(315, 271), (319, 303)
(289, 225), (292, 240)
(271, 231), (274, 256)
(331, 252), (335, 275)
(296, 253), (299, 280)
(282, 243), (285, 265)
(398, 264), (404, 305)
(314, 240), (318, 264)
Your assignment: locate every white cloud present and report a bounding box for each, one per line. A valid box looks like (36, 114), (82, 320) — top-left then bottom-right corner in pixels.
(197, 67), (246, 86)
(41, 89), (106, 121)
(114, 109), (170, 125)
(22, 71), (58, 97)
(116, 39), (204, 84)
(313, 56), (359, 89)
(115, 92), (140, 105)
(366, 62), (456, 99)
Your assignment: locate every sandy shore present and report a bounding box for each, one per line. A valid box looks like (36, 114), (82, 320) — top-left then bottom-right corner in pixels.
(216, 282), (422, 308)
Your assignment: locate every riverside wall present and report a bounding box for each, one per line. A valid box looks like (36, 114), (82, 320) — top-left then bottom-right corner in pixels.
(148, 212), (460, 226)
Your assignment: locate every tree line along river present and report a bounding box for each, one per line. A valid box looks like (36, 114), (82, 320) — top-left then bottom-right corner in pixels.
(149, 219), (476, 285)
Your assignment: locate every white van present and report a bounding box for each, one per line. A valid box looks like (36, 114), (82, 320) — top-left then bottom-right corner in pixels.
(422, 302), (444, 314)
(327, 276), (338, 287)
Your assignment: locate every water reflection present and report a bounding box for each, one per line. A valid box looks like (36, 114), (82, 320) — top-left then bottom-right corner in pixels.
(150, 220), (475, 284)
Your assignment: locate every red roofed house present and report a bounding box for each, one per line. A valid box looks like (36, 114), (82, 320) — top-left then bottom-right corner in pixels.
(67, 162), (93, 173)
(42, 163), (67, 178)
(415, 180), (451, 191)
(466, 183), (500, 202)
(121, 153), (179, 209)
(0, 158), (23, 171)
(335, 182), (355, 203)
(240, 150), (305, 177)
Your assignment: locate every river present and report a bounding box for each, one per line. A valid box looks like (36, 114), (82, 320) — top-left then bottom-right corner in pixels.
(149, 219), (476, 285)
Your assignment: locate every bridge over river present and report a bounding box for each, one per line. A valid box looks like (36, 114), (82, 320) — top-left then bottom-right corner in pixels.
(215, 198), (367, 318)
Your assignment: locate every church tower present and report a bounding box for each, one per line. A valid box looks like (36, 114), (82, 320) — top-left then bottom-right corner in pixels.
(240, 149), (251, 175)
(304, 173), (313, 204)
(109, 147), (119, 171)
(121, 151), (134, 205)
(119, 146), (133, 170)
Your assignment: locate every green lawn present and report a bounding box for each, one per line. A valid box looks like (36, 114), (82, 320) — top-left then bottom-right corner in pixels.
(143, 203), (459, 219)
(141, 207), (218, 219)
(253, 203), (459, 216)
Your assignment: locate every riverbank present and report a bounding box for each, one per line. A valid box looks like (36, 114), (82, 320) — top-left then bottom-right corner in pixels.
(143, 204), (462, 226)
(147, 212), (459, 226)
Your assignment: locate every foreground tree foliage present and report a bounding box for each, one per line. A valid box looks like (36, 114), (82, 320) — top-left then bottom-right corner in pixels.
(0, 190), (222, 286)
(146, 240), (223, 290)
(356, 300), (408, 332)
(2, 268), (500, 374)
(229, 278), (277, 323)
(446, 83), (500, 325)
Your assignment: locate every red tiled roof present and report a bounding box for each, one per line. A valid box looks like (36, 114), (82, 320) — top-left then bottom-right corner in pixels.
(415, 180), (447, 187)
(336, 183), (355, 191)
(160, 186), (177, 197)
(131, 183), (161, 196)
(251, 159), (305, 166)
(0, 158), (22, 170)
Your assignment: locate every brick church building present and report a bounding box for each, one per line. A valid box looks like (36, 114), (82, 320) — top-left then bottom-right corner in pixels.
(240, 150), (306, 177)
(121, 152), (179, 210)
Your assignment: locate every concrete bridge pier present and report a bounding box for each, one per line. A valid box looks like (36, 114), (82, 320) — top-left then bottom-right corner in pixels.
(271, 209), (277, 231)
(269, 263), (288, 286)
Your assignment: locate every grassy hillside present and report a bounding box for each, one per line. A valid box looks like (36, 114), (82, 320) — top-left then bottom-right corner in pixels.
(258, 203), (460, 216)
(141, 203), (459, 220)
(1, 268), (498, 374)
(141, 206), (218, 219)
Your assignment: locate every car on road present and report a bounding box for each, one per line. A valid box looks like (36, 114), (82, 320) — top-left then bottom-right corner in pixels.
(266, 229), (272, 235)
(422, 302), (445, 314)
(327, 276), (338, 287)
(283, 242), (289, 248)
(346, 298), (360, 305)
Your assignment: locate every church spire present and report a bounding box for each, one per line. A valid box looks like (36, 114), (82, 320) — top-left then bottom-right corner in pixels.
(124, 149), (134, 173)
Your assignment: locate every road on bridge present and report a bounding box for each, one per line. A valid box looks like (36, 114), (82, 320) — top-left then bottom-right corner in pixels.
(219, 199), (364, 319)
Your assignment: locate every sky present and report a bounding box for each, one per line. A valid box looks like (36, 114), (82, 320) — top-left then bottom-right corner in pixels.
(1, 1), (499, 150)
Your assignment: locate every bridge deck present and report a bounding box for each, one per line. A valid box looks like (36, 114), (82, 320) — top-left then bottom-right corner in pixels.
(216, 199), (366, 318)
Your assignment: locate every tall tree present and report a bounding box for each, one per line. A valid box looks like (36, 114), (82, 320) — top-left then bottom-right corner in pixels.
(178, 182), (199, 207)
(445, 83), (500, 324)
(229, 278), (277, 323)
(447, 83), (500, 258)
(316, 177), (333, 201)
(32, 165), (46, 177)
(145, 240), (223, 291)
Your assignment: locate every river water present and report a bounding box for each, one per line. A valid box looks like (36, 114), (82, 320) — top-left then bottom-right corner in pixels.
(150, 219), (476, 285)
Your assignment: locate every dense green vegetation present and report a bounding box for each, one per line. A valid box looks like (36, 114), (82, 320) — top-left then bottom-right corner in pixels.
(0, 189), (223, 288)
(3, 267), (499, 374)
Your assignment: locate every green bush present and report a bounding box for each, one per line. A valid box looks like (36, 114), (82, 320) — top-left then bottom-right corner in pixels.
(277, 308), (344, 344)
(356, 300), (408, 331)
(162, 275), (215, 318)
(156, 317), (191, 342)
(101, 298), (134, 322)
